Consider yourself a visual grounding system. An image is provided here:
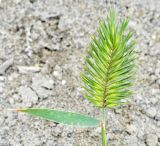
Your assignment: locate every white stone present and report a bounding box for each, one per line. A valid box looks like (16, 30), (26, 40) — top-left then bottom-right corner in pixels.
(53, 65), (62, 80)
(18, 66), (41, 74)
(62, 80), (66, 85)
(150, 43), (160, 56)
(126, 124), (137, 134)
(31, 74), (53, 98)
(0, 76), (5, 82)
(9, 98), (14, 104)
(146, 107), (157, 118)
(146, 134), (158, 146)
(18, 86), (38, 107)
(32, 74), (54, 89)
(0, 58), (14, 74)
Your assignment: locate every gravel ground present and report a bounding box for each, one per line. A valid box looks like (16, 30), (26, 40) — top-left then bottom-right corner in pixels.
(0, 0), (160, 146)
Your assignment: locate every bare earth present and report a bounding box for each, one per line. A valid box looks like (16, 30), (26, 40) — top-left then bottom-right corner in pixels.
(0, 0), (160, 146)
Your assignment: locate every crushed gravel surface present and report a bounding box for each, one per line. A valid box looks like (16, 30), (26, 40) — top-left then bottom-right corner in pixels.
(0, 0), (160, 146)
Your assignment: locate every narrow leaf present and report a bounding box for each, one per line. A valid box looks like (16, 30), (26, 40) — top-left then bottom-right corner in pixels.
(17, 108), (99, 127)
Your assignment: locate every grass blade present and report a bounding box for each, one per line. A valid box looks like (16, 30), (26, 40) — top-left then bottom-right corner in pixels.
(17, 108), (99, 127)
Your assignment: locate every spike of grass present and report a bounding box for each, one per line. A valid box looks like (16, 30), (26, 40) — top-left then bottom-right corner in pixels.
(81, 10), (136, 146)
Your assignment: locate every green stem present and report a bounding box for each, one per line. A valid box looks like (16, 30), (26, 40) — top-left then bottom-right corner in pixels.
(101, 109), (107, 146)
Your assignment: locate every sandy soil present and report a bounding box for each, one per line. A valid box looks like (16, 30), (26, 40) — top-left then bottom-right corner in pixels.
(0, 0), (160, 145)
